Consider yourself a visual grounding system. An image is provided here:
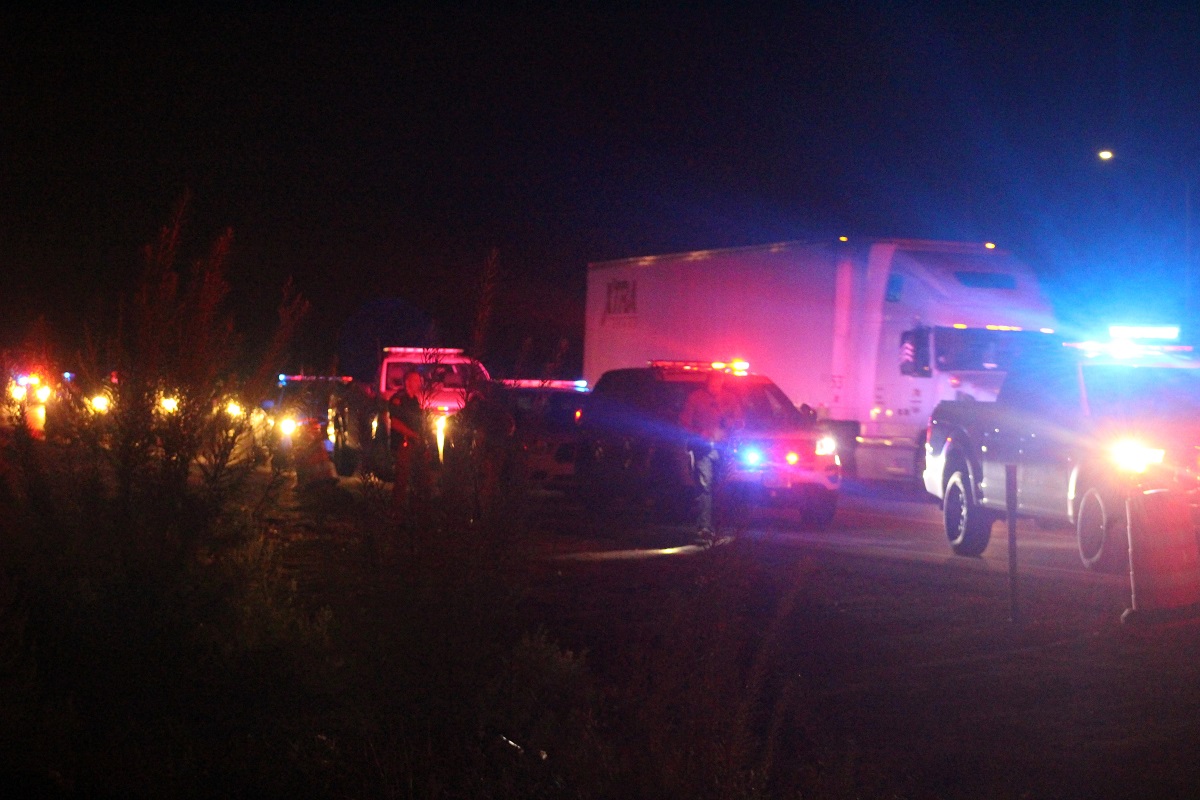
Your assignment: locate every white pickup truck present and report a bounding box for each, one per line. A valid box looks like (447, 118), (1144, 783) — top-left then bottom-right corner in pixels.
(331, 347), (491, 477)
(923, 342), (1200, 570)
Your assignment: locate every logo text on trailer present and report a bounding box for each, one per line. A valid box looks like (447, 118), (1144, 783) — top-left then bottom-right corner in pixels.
(605, 279), (637, 318)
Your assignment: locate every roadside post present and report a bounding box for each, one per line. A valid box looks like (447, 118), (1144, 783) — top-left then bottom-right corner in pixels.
(1123, 481), (1139, 621)
(1006, 464), (1020, 624)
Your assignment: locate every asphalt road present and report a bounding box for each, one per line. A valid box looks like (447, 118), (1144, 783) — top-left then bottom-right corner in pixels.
(544, 479), (1129, 596)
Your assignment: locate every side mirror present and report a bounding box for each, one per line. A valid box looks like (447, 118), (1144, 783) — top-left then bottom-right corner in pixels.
(899, 328), (932, 378)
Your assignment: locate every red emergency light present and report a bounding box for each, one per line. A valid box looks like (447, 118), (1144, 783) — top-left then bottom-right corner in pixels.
(649, 359), (751, 374)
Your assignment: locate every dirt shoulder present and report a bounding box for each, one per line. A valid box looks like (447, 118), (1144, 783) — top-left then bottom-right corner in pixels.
(274, 478), (1200, 798)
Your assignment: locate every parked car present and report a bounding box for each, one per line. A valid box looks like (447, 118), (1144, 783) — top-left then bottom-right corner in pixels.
(500, 379), (589, 491)
(263, 374), (353, 480)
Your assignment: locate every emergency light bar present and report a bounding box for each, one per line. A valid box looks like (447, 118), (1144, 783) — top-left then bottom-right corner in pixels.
(502, 379), (590, 391)
(277, 374), (354, 385)
(1108, 325), (1180, 341)
(382, 347), (466, 355)
(649, 359), (752, 374)
(1064, 341), (1194, 358)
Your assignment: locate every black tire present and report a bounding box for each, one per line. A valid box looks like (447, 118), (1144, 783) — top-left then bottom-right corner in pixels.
(1076, 485), (1129, 572)
(646, 446), (691, 521)
(576, 452), (618, 517)
(651, 486), (694, 523)
(333, 446), (358, 477)
(332, 431), (359, 477)
(716, 481), (753, 532)
(804, 490), (838, 530)
(943, 469), (993, 556)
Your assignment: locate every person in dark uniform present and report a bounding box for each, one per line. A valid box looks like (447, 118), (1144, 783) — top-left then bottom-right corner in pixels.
(389, 370), (428, 518)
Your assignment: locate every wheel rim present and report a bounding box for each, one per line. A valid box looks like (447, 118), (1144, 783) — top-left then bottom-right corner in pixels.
(947, 482), (967, 542)
(1084, 494), (1099, 563)
(1077, 492), (1107, 563)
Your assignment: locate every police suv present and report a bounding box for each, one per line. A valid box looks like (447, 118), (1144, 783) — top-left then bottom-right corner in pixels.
(575, 360), (841, 527)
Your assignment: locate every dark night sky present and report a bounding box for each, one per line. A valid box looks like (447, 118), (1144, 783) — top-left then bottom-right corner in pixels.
(3, 5), (1200, 373)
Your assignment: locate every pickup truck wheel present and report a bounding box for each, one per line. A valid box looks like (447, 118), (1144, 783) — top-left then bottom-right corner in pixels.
(576, 449), (619, 518)
(332, 430), (359, 477)
(944, 470), (993, 556)
(1076, 486), (1129, 572)
(716, 482), (753, 532)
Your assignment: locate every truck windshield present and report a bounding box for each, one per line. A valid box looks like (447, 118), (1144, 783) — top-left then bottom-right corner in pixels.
(934, 328), (1055, 372)
(1082, 365), (1200, 419)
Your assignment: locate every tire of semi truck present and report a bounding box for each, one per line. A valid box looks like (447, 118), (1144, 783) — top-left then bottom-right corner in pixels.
(943, 470), (994, 557)
(1076, 485), (1130, 572)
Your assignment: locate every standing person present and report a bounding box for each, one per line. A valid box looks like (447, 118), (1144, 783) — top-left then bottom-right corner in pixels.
(679, 370), (742, 546)
(389, 370), (428, 518)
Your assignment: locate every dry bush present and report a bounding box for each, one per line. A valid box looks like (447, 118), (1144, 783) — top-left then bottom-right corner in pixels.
(581, 548), (868, 800)
(0, 204), (330, 796)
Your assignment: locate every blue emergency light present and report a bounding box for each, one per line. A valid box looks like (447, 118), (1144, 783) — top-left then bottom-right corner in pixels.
(1109, 325), (1179, 341)
(739, 446), (764, 467)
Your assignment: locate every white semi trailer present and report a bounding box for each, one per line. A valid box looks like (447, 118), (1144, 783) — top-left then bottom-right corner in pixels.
(584, 238), (1056, 481)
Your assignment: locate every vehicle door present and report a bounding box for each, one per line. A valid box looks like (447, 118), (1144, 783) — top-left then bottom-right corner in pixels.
(979, 399), (1024, 512)
(1017, 388), (1084, 520)
(1011, 361), (1085, 517)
